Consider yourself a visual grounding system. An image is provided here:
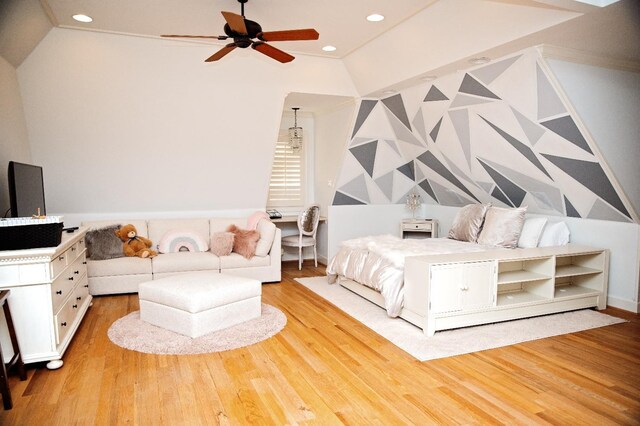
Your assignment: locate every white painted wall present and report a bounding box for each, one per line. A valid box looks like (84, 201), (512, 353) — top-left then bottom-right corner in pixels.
(546, 59), (640, 218)
(0, 55), (32, 215)
(16, 28), (357, 223)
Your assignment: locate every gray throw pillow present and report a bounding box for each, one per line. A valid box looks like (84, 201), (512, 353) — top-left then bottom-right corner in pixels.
(85, 225), (124, 260)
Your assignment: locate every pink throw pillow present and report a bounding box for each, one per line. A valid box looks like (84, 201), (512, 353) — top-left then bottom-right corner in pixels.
(227, 225), (260, 259)
(246, 210), (271, 230)
(210, 232), (234, 256)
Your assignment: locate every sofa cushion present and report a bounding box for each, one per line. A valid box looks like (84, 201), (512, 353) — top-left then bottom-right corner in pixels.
(148, 219), (210, 251)
(209, 218), (242, 234)
(254, 219), (277, 257)
(83, 220), (149, 238)
(87, 256), (152, 277)
(219, 253), (271, 269)
(151, 251), (220, 274)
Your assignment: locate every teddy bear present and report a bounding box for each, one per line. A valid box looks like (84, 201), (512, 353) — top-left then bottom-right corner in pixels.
(115, 224), (157, 258)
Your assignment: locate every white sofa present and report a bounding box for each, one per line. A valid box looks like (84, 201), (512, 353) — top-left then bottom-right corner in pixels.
(82, 217), (281, 296)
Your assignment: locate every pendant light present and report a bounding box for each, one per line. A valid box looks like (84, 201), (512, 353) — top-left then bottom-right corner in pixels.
(288, 107), (303, 152)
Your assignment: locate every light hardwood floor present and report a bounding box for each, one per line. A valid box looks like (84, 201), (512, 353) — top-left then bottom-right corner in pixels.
(1, 262), (639, 424)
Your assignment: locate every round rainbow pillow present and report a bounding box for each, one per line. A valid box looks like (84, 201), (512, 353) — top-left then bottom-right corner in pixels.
(158, 230), (209, 253)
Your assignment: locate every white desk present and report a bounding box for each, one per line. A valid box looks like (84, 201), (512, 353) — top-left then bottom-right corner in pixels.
(271, 215), (327, 224)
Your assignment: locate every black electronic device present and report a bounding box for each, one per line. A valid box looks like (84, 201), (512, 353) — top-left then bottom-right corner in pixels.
(8, 161), (46, 218)
(267, 209), (282, 219)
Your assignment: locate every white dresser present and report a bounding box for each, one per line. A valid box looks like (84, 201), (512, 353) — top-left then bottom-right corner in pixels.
(0, 228), (92, 369)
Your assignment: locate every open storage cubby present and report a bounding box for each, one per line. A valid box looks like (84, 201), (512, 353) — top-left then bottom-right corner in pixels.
(554, 252), (605, 299)
(496, 257), (554, 306)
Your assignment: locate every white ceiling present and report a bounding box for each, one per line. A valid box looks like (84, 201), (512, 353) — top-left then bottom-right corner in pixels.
(44, 0), (438, 59)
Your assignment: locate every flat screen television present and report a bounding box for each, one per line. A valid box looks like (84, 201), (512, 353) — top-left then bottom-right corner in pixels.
(8, 161), (46, 218)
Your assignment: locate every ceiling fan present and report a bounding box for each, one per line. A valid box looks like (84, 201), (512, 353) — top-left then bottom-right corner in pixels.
(161, 0), (319, 63)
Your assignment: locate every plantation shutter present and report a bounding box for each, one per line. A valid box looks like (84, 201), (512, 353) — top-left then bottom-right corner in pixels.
(267, 131), (304, 207)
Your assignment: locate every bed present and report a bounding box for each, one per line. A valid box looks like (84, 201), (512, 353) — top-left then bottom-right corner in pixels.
(325, 205), (603, 335)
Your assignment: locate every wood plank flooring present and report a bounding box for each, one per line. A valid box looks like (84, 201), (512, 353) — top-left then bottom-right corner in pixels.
(1, 262), (639, 424)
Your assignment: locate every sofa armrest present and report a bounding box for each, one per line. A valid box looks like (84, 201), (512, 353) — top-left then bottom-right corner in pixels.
(270, 227), (282, 265)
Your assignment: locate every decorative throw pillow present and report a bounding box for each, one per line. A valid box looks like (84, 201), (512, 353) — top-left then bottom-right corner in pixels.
(517, 217), (548, 248)
(246, 210), (271, 230)
(254, 219), (277, 257)
(227, 224), (260, 259)
(448, 203), (491, 242)
(210, 232), (235, 256)
(538, 221), (570, 247)
(157, 230), (209, 254)
(85, 224), (124, 260)
(477, 206), (527, 248)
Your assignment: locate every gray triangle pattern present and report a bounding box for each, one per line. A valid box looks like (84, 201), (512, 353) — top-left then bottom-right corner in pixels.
(430, 117), (443, 143)
(478, 181), (494, 193)
(338, 174), (370, 204)
(540, 115), (593, 154)
(385, 108), (424, 147)
(564, 196), (581, 218)
(352, 100), (378, 138)
(416, 151), (479, 202)
(418, 179), (437, 202)
(350, 137), (376, 147)
(424, 85), (449, 102)
(430, 180), (473, 206)
(375, 171), (394, 201)
(333, 191), (366, 206)
(384, 139), (401, 156)
(541, 153), (630, 218)
(449, 109), (471, 168)
(382, 94), (411, 130)
(459, 74), (501, 100)
(536, 63), (566, 120)
(450, 94), (494, 108)
(511, 107), (545, 146)
(480, 115), (551, 179)
(588, 199), (631, 222)
(478, 159), (527, 207)
(492, 186), (514, 207)
(478, 157), (564, 213)
(397, 161), (415, 181)
(471, 55), (521, 85)
(349, 140), (378, 177)
(413, 109), (428, 144)
(415, 163), (426, 182)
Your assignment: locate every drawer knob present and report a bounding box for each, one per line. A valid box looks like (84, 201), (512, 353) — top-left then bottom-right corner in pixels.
(71, 247), (76, 251)
(74, 270), (79, 274)
(84, 284), (89, 288)
(76, 296), (82, 301)
(72, 304), (78, 309)
(56, 290), (62, 295)
(59, 256), (64, 261)
(61, 322), (67, 327)
(82, 261), (87, 265)
(68, 277), (74, 281)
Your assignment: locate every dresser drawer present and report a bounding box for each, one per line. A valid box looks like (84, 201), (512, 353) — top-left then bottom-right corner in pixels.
(55, 298), (74, 345)
(71, 278), (90, 312)
(51, 253), (87, 312)
(403, 222), (433, 231)
(51, 250), (69, 278)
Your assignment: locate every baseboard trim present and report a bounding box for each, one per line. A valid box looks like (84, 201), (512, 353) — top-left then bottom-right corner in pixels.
(607, 295), (639, 313)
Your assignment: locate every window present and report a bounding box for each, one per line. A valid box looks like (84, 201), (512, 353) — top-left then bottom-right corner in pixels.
(267, 129), (305, 207)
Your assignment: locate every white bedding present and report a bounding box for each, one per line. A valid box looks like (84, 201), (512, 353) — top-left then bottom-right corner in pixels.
(326, 235), (490, 317)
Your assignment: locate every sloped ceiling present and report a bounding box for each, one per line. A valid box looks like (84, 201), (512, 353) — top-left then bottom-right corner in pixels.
(1, 0), (638, 95)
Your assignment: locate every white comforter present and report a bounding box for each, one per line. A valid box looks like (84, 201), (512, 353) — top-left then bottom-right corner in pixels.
(326, 235), (489, 317)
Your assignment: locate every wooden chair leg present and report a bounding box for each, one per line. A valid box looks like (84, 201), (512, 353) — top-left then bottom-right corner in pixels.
(298, 246), (302, 270)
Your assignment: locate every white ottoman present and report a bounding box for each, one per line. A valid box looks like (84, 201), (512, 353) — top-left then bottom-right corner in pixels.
(138, 271), (261, 338)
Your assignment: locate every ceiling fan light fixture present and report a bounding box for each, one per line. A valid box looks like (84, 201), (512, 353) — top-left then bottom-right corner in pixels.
(72, 14), (93, 23)
(322, 45), (336, 52)
(288, 108), (303, 152)
(366, 14), (385, 22)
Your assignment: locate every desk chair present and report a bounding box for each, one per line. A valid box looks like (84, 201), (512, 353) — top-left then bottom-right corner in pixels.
(281, 204), (320, 270)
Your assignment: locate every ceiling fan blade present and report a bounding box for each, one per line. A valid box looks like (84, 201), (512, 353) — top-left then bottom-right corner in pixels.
(252, 42), (294, 63)
(205, 44), (237, 62)
(161, 34), (228, 40)
(221, 11), (248, 35)
(258, 29), (319, 42)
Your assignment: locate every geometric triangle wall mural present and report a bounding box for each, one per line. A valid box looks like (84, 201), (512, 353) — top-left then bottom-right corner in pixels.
(332, 48), (635, 223)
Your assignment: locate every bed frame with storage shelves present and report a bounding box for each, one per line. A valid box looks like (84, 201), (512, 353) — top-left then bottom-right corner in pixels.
(402, 244), (608, 336)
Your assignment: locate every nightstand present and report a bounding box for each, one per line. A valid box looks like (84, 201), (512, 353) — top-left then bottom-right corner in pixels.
(401, 219), (438, 239)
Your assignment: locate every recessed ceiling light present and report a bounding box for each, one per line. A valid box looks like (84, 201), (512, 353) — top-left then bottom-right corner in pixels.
(322, 45), (337, 52)
(72, 14), (93, 23)
(421, 75), (437, 81)
(383, 90), (396, 95)
(469, 57), (490, 65)
(366, 14), (385, 22)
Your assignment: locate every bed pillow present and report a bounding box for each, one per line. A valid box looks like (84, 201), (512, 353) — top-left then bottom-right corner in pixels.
(158, 230), (209, 253)
(448, 203), (491, 242)
(254, 219), (277, 257)
(227, 224), (260, 259)
(85, 225), (124, 260)
(538, 221), (570, 247)
(477, 206), (527, 248)
(517, 217), (548, 248)
(210, 232), (235, 256)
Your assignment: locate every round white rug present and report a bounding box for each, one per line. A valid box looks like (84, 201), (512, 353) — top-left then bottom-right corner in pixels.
(108, 303), (286, 355)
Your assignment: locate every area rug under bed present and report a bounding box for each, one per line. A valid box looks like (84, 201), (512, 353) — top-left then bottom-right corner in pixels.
(295, 277), (625, 361)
